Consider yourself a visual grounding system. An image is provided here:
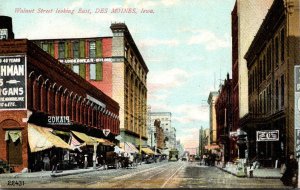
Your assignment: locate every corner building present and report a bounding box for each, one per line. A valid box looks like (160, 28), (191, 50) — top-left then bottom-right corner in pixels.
(0, 39), (120, 172)
(33, 23), (148, 147)
(243, 0), (300, 166)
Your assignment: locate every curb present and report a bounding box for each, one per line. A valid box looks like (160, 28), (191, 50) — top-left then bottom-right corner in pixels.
(216, 166), (281, 179)
(0, 167), (104, 178)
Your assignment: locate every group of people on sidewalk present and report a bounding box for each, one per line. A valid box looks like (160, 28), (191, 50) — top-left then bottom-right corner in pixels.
(280, 153), (298, 187)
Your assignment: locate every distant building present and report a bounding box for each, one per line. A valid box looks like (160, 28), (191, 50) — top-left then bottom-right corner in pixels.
(207, 92), (219, 147)
(148, 112), (175, 155)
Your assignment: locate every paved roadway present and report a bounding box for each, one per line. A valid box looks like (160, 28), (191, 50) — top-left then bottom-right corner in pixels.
(0, 161), (292, 189)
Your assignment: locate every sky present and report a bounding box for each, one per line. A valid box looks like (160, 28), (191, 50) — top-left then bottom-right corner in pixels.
(1, 0), (236, 149)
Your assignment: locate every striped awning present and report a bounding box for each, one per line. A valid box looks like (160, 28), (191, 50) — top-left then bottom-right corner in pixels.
(71, 131), (97, 145)
(91, 137), (115, 146)
(28, 123), (72, 152)
(120, 142), (139, 153)
(142, 147), (155, 155)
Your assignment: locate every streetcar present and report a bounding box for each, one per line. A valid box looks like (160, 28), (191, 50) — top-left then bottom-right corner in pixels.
(168, 149), (179, 161)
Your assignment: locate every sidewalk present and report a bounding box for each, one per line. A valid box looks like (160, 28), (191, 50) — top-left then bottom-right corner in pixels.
(0, 166), (105, 178)
(216, 162), (282, 179)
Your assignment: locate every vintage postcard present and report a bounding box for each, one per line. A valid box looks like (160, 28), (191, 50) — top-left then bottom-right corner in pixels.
(0, 0), (299, 189)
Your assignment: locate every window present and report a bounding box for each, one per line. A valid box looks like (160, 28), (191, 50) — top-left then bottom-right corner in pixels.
(73, 41), (79, 58)
(73, 64), (79, 74)
(89, 41), (96, 58)
(276, 80), (279, 110)
(90, 64), (96, 80)
(281, 75), (284, 108)
(281, 28), (285, 63)
(58, 42), (65, 58)
(275, 37), (279, 67)
(42, 43), (48, 52)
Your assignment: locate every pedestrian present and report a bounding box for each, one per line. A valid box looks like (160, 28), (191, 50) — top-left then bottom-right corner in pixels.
(51, 154), (58, 173)
(43, 154), (50, 171)
(280, 153), (298, 187)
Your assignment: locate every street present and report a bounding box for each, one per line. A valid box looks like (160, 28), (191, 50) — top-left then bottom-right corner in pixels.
(0, 161), (290, 189)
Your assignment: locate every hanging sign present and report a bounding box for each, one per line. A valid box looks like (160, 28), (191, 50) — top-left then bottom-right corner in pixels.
(256, 130), (279, 141)
(103, 129), (110, 137)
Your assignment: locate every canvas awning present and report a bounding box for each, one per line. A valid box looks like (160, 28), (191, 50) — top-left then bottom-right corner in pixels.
(142, 147), (155, 155)
(91, 137), (115, 146)
(28, 123), (72, 152)
(5, 130), (22, 143)
(71, 131), (97, 145)
(120, 142), (139, 153)
(70, 133), (86, 150)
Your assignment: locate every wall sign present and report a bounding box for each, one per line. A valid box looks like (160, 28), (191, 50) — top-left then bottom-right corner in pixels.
(256, 130), (279, 141)
(0, 55), (26, 110)
(58, 57), (112, 64)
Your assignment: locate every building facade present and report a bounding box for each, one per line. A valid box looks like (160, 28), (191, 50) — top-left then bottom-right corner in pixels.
(148, 112), (175, 155)
(243, 0), (300, 166)
(32, 23), (148, 147)
(0, 38), (119, 172)
(207, 92), (219, 146)
(215, 74), (234, 162)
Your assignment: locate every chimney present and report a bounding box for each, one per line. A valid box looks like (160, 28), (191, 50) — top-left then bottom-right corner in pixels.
(0, 16), (14, 39)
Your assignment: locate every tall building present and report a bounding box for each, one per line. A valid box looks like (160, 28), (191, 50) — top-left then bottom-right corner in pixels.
(207, 92), (219, 146)
(148, 112), (175, 155)
(32, 23), (149, 147)
(231, 0), (274, 159)
(215, 74), (233, 162)
(234, 0), (274, 120)
(243, 0), (300, 166)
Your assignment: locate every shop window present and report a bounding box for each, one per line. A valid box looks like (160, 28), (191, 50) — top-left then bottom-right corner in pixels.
(58, 42), (65, 59)
(275, 37), (279, 67)
(276, 80), (279, 110)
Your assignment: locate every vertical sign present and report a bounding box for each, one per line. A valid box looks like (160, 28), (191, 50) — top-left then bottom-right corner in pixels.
(294, 66), (300, 156)
(0, 55), (27, 110)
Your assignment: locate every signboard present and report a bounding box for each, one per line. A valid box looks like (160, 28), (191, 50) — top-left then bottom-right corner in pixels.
(295, 66), (300, 156)
(0, 55), (26, 110)
(48, 116), (71, 125)
(0, 29), (8, 40)
(58, 57), (112, 64)
(256, 130), (279, 141)
(103, 129), (110, 137)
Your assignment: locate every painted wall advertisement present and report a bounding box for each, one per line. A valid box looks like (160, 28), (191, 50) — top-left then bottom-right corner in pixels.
(0, 55), (26, 110)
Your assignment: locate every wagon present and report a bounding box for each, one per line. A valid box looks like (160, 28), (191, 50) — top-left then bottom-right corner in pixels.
(105, 151), (120, 169)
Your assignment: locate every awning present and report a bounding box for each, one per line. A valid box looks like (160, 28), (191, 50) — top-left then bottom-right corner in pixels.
(114, 146), (125, 154)
(142, 147), (155, 155)
(28, 123), (72, 152)
(120, 142), (139, 153)
(71, 131), (97, 145)
(70, 134), (86, 150)
(5, 130), (22, 143)
(91, 137), (115, 146)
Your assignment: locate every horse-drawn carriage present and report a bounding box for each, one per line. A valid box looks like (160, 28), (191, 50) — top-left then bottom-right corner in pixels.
(105, 151), (120, 169)
(104, 151), (138, 169)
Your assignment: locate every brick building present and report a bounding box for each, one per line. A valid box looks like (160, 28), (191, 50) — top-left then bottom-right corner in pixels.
(215, 74), (233, 162)
(0, 38), (119, 172)
(32, 23), (148, 148)
(242, 0), (300, 166)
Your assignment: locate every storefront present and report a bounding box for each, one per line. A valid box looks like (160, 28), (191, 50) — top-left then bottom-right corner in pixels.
(0, 39), (120, 172)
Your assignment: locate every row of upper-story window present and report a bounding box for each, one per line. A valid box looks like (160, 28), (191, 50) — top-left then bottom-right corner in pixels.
(124, 44), (147, 83)
(40, 40), (100, 59)
(248, 27), (285, 94)
(249, 75), (285, 115)
(38, 40), (103, 81)
(27, 74), (120, 134)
